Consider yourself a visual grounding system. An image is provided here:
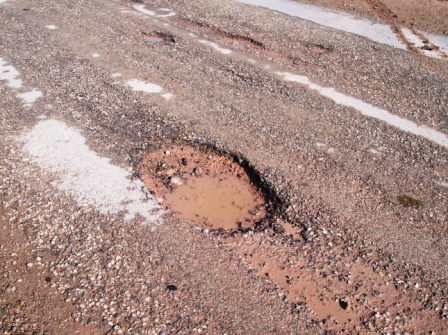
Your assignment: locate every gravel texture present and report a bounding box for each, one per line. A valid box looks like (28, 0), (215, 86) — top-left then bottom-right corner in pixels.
(0, 0), (447, 333)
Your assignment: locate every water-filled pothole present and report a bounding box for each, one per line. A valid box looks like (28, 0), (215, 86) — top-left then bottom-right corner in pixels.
(139, 145), (269, 230)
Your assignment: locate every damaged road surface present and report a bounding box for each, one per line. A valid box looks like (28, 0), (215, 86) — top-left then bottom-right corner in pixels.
(0, 0), (447, 334)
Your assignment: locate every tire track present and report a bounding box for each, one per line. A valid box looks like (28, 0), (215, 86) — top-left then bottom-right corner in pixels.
(365, 0), (447, 59)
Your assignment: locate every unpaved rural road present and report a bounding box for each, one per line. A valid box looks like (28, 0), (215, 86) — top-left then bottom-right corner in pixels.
(1, 0), (447, 334)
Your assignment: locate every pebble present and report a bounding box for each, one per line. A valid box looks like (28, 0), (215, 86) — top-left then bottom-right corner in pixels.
(193, 167), (203, 176)
(26, 263), (33, 267)
(170, 176), (184, 186)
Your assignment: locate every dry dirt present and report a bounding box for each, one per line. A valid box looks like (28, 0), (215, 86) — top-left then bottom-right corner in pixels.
(295, 0), (448, 35)
(0, 216), (105, 335)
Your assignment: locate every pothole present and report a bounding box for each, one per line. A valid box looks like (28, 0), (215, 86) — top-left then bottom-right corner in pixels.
(139, 145), (270, 230)
(142, 32), (175, 45)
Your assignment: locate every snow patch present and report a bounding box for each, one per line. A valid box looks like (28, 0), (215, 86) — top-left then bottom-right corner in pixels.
(21, 120), (162, 224)
(199, 40), (232, 55)
(45, 25), (58, 30)
(127, 79), (163, 93)
(277, 72), (448, 149)
(235, 0), (405, 49)
(133, 4), (176, 18)
(423, 33), (448, 57)
(161, 93), (173, 100)
(401, 28), (441, 59)
(92, 53), (100, 58)
(16, 89), (43, 107)
(0, 57), (23, 89)
(368, 148), (382, 156)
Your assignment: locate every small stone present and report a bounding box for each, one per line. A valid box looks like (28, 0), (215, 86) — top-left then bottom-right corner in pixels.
(164, 150), (171, 155)
(193, 167), (203, 176)
(166, 284), (177, 291)
(170, 176), (184, 186)
(26, 263), (33, 267)
(164, 169), (176, 176)
(339, 298), (349, 310)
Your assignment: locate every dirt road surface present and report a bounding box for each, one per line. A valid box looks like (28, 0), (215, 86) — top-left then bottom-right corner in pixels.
(1, 0), (447, 334)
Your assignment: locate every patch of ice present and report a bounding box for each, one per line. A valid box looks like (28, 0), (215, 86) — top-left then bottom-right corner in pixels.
(21, 120), (162, 224)
(199, 40), (232, 55)
(0, 57), (23, 89)
(16, 88), (43, 107)
(127, 79), (163, 93)
(45, 25), (58, 30)
(235, 0), (405, 49)
(277, 72), (448, 149)
(161, 93), (173, 100)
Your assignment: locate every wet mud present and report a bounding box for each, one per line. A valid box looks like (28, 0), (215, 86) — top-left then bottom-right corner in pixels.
(139, 145), (269, 230)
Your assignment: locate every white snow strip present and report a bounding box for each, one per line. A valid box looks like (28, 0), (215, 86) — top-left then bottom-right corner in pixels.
(92, 53), (100, 58)
(423, 33), (448, 57)
(401, 28), (441, 59)
(0, 57), (23, 89)
(277, 72), (448, 149)
(22, 120), (162, 223)
(133, 4), (176, 18)
(127, 79), (163, 93)
(132, 4), (155, 16)
(161, 93), (173, 100)
(16, 89), (43, 107)
(111, 73), (122, 78)
(401, 28), (425, 48)
(235, 0), (405, 49)
(199, 40), (232, 55)
(45, 25), (58, 30)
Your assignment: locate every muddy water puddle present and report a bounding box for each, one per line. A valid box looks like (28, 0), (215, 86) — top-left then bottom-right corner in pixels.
(139, 145), (268, 230)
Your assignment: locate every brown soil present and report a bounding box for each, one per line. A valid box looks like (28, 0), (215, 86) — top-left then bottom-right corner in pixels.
(139, 145), (268, 230)
(0, 215), (105, 335)
(223, 220), (447, 333)
(295, 0), (448, 35)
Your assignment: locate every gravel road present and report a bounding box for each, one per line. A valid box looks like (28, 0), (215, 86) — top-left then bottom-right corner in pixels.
(0, 0), (447, 334)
